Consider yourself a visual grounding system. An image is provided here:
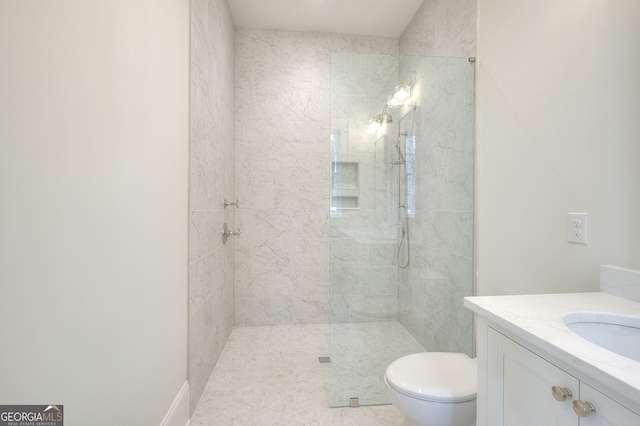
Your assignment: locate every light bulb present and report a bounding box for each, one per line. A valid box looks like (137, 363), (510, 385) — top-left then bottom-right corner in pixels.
(365, 118), (380, 134)
(387, 94), (402, 109)
(393, 84), (411, 101)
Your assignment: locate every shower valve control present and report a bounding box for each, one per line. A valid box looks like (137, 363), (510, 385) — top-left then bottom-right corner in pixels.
(224, 199), (239, 208)
(567, 213), (587, 245)
(222, 223), (241, 244)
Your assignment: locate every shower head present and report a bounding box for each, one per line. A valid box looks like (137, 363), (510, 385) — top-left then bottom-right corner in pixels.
(376, 107), (393, 124)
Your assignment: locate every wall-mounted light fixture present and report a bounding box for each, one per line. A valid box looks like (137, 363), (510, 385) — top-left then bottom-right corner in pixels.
(386, 94), (403, 109)
(368, 81), (414, 134)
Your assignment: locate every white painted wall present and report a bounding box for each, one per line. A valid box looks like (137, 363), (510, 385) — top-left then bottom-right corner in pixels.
(0, 1), (189, 425)
(477, 0), (640, 296)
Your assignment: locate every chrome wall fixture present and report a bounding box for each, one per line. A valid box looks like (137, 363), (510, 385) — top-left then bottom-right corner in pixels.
(224, 199), (239, 208)
(376, 107), (393, 124)
(221, 223), (241, 244)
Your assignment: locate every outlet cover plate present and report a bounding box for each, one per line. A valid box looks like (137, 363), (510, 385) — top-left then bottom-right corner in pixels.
(568, 213), (588, 244)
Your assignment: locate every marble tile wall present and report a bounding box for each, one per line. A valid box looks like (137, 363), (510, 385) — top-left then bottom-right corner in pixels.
(397, 1), (476, 356)
(189, 0), (236, 414)
(234, 28), (399, 326)
(399, 0), (476, 57)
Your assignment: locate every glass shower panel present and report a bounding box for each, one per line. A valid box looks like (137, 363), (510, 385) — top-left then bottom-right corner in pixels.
(329, 53), (475, 408)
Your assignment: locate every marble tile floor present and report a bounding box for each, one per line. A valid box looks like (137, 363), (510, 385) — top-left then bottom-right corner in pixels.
(191, 322), (424, 425)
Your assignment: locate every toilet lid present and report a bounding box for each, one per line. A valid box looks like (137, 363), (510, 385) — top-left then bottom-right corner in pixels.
(385, 352), (477, 403)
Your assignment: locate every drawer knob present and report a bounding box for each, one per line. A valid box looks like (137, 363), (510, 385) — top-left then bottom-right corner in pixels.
(573, 400), (596, 417)
(551, 386), (573, 402)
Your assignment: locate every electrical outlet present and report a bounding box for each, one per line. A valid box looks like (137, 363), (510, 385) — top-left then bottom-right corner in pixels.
(568, 213), (588, 244)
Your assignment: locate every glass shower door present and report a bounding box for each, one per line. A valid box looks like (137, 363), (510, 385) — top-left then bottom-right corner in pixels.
(328, 51), (422, 408)
(328, 52), (476, 407)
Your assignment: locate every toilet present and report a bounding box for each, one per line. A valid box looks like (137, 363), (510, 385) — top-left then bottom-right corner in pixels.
(384, 352), (477, 426)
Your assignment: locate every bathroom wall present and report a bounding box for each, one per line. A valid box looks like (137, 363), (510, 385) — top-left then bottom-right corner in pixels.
(189, 0), (236, 414)
(400, 0), (476, 57)
(0, 1), (190, 425)
(476, 0), (640, 296)
(234, 28), (398, 326)
(397, 1), (476, 354)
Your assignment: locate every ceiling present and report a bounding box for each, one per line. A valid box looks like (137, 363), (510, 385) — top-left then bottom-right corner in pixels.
(227, 0), (425, 38)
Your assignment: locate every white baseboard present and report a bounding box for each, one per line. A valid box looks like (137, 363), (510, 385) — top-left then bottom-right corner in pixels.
(160, 381), (189, 426)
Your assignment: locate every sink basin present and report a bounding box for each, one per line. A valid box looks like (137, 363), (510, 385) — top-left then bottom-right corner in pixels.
(563, 312), (640, 362)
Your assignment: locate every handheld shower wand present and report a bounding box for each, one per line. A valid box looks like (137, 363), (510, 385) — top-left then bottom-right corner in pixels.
(394, 143), (406, 165)
(390, 132), (407, 166)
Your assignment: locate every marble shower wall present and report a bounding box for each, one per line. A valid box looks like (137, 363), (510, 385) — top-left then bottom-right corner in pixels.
(397, 0), (476, 356)
(400, 0), (476, 57)
(189, 0), (236, 414)
(234, 28), (398, 326)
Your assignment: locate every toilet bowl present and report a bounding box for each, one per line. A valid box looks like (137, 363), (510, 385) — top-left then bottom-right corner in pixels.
(384, 352), (477, 426)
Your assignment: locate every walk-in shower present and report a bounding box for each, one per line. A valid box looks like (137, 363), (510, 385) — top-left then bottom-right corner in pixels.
(329, 52), (475, 407)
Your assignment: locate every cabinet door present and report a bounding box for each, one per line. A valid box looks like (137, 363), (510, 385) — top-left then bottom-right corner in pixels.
(487, 328), (579, 426)
(578, 383), (640, 425)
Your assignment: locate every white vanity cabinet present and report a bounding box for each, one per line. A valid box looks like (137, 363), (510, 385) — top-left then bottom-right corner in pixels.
(578, 383), (640, 426)
(486, 327), (578, 425)
(485, 326), (640, 426)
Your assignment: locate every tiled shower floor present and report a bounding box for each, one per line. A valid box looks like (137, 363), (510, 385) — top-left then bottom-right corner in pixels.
(190, 322), (424, 425)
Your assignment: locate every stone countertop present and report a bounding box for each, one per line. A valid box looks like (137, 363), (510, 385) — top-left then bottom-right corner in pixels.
(464, 292), (640, 407)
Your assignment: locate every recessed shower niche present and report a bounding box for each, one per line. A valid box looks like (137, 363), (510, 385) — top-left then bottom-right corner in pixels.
(331, 161), (359, 210)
